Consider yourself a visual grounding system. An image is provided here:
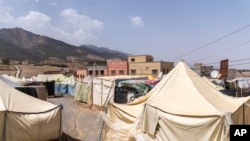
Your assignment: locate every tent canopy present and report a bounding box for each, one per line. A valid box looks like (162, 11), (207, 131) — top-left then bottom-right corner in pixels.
(146, 61), (247, 116)
(101, 61), (250, 141)
(0, 79), (62, 141)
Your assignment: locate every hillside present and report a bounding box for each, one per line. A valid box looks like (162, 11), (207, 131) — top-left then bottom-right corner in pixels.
(0, 27), (129, 65)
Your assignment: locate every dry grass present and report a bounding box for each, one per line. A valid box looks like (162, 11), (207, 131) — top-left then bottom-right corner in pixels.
(18, 65), (63, 78)
(0, 64), (64, 78)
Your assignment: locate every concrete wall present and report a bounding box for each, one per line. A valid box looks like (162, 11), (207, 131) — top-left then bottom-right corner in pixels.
(129, 61), (174, 76)
(128, 55), (154, 63)
(107, 59), (128, 76)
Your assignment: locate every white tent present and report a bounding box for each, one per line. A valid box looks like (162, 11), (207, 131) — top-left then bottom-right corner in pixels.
(101, 61), (250, 141)
(33, 74), (76, 96)
(92, 75), (148, 107)
(74, 76), (93, 103)
(0, 79), (62, 141)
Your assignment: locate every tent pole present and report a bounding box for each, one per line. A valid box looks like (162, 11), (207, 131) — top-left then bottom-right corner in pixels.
(101, 79), (103, 107)
(243, 103), (245, 125)
(3, 111), (7, 141)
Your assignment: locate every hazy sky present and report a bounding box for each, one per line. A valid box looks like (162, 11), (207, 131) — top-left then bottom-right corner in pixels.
(1, 0), (250, 69)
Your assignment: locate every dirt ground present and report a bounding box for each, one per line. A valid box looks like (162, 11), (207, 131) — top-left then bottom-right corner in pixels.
(48, 95), (104, 141)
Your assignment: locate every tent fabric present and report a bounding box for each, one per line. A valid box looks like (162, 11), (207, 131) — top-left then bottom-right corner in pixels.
(15, 86), (48, 100)
(92, 75), (148, 107)
(136, 61), (250, 141)
(0, 74), (29, 86)
(34, 74), (65, 82)
(0, 79), (62, 141)
(0, 75), (20, 87)
(74, 80), (93, 104)
(34, 74), (76, 96)
(92, 78), (115, 107)
(101, 61), (250, 141)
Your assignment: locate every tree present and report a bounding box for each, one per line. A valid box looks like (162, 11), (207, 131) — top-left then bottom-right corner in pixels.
(2, 57), (10, 65)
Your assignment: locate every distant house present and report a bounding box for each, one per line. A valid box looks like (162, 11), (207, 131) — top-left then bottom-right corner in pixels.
(86, 61), (107, 77)
(128, 55), (174, 76)
(107, 59), (128, 76)
(76, 69), (88, 80)
(193, 63), (214, 78)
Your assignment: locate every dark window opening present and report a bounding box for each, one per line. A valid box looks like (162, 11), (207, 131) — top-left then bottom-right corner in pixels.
(152, 69), (158, 75)
(119, 70), (124, 75)
(100, 70), (104, 75)
(131, 69), (136, 75)
(89, 70), (93, 75)
(111, 70), (116, 75)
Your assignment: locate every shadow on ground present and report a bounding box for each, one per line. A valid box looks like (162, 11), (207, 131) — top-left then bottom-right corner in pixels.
(60, 132), (82, 141)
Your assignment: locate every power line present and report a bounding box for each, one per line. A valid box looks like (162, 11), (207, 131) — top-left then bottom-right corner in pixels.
(229, 62), (250, 66)
(199, 40), (250, 61)
(199, 58), (250, 66)
(230, 58), (250, 62)
(167, 24), (250, 61)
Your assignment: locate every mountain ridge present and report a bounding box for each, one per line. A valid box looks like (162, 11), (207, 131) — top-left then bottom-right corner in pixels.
(0, 27), (129, 65)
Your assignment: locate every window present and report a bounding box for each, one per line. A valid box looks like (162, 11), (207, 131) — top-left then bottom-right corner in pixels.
(88, 70), (93, 75)
(162, 69), (165, 74)
(131, 58), (135, 62)
(131, 69), (136, 75)
(119, 70), (124, 75)
(100, 70), (104, 75)
(111, 70), (116, 75)
(152, 69), (158, 75)
(147, 57), (152, 62)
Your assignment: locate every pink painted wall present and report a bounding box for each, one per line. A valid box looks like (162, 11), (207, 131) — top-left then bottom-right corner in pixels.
(76, 69), (87, 80)
(107, 60), (128, 76)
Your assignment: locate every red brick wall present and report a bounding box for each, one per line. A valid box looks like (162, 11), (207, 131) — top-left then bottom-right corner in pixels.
(107, 60), (128, 76)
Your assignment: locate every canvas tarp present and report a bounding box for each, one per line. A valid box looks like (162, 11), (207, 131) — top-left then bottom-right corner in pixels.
(74, 76), (93, 104)
(101, 61), (250, 141)
(1, 74), (27, 86)
(0, 79), (62, 141)
(136, 61), (250, 141)
(1, 75), (48, 100)
(33, 74), (76, 96)
(92, 75), (148, 107)
(0, 75), (23, 87)
(54, 75), (76, 96)
(34, 74), (65, 82)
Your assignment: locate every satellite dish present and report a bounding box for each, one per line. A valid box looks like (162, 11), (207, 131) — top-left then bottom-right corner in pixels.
(210, 70), (219, 79)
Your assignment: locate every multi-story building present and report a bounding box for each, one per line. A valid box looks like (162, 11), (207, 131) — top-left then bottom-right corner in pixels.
(107, 59), (128, 76)
(128, 55), (174, 76)
(76, 69), (87, 80)
(86, 61), (107, 77)
(193, 63), (214, 78)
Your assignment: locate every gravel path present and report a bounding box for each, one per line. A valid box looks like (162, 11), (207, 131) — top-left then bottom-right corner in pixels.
(48, 95), (104, 141)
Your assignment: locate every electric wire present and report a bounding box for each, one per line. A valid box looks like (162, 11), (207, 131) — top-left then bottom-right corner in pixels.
(199, 40), (250, 61)
(167, 24), (250, 61)
(200, 58), (250, 67)
(229, 62), (250, 66)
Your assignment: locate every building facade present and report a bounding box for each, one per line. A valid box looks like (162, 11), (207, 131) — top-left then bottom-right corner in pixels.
(193, 63), (214, 78)
(128, 55), (174, 76)
(86, 61), (107, 77)
(76, 69), (88, 80)
(107, 59), (128, 76)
